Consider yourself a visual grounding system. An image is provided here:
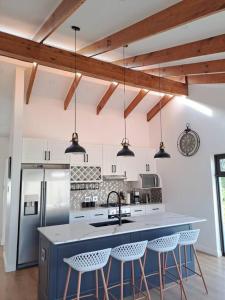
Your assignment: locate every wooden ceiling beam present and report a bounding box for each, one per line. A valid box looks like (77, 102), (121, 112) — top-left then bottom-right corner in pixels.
(33, 0), (86, 43)
(0, 32), (187, 96)
(146, 59), (225, 76)
(188, 73), (225, 84)
(147, 95), (174, 122)
(114, 33), (225, 68)
(78, 0), (225, 56)
(26, 62), (38, 104)
(96, 82), (119, 114)
(64, 73), (82, 110)
(124, 89), (149, 118)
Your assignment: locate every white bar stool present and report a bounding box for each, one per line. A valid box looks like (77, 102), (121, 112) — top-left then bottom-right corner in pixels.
(178, 229), (208, 294)
(142, 234), (187, 300)
(105, 240), (151, 300)
(63, 248), (111, 300)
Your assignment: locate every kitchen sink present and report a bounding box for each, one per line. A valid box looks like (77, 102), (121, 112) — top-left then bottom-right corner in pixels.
(90, 219), (134, 227)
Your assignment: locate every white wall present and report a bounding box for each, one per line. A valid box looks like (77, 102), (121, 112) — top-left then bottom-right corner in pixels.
(149, 84), (225, 256)
(22, 95), (151, 147)
(0, 137), (9, 245)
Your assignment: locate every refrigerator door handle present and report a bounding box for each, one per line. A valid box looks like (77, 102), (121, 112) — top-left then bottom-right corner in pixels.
(40, 181), (44, 226)
(43, 181), (47, 226)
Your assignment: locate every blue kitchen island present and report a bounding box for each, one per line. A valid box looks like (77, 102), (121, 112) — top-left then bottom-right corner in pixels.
(38, 212), (205, 300)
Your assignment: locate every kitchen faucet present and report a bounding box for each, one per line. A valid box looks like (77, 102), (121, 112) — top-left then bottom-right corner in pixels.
(107, 191), (122, 225)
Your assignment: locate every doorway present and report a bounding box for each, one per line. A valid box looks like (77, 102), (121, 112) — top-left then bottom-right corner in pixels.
(215, 154), (225, 256)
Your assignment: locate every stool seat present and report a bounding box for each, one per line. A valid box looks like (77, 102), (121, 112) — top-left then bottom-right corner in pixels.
(64, 248), (111, 272)
(111, 240), (148, 262)
(178, 229), (200, 246)
(147, 233), (180, 253)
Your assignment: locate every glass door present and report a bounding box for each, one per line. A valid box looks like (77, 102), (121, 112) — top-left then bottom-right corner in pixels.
(215, 154), (225, 255)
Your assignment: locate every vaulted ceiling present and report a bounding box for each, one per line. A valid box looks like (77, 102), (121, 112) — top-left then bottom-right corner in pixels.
(1, 0), (225, 134)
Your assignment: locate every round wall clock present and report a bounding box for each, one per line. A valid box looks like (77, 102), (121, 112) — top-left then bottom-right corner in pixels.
(177, 124), (200, 157)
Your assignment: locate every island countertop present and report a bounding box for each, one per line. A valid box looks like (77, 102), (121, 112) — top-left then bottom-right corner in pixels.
(38, 212), (206, 245)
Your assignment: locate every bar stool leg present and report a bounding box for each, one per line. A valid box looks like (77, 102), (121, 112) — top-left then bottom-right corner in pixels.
(172, 251), (187, 300)
(104, 257), (112, 300)
(192, 245), (208, 294)
(158, 252), (164, 300)
(131, 261), (135, 299)
(139, 250), (147, 292)
(100, 268), (109, 300)
(63, 266), (71, 300)
(95, 270), (99, 299)
(76, 272), (82, 300)
(138, 258), (152, 300)
(120, 262), (124, 300)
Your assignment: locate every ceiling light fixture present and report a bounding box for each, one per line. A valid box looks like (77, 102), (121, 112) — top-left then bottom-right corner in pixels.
(117, 45), (135, 157)
(154, 65), (171, 159)
(65, 26), (86, 155)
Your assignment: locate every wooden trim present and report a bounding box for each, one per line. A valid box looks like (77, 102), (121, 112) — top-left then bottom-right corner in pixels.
(0, 32), (188, 95)
(33, 0), (85, 43)
(146, 59), (225, 76)
(26, 62), (38, 104)
(64, 74), (82, 110)
(78, 0), (225, 56)
(147, 95), (174, 121)
(188, 73), (225, 84)
(124, 89), (148, 118)
(96, 82), (119, 114)
(114, 33), (225, 68)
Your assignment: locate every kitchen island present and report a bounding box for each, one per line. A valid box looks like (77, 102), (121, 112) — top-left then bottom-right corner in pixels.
(38, 212), (205, 300)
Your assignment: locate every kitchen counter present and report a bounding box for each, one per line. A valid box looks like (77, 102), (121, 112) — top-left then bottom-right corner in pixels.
(38, 212), (205, 245)
(38, 212), (205, 300)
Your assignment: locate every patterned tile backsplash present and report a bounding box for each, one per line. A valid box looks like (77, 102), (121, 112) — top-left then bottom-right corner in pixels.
(71, 180), (135, 210)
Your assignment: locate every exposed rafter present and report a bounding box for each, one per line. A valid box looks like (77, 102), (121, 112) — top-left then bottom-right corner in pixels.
(188, 73), (225, 84)
(26, 62), (38, 104)
(114, 33), (225, 68)
(146, 59), (225, 76)
(0, 32), (187, 96)
(147, 95), (174, 122)
(64, 74), (82, 110)
(96, 82), (119, 114)
(78, 0), (225, 56)
(33, 0), (86, 43)
(124, 89), (149, 118)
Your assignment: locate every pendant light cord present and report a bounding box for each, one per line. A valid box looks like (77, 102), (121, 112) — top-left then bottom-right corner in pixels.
(123, 45), (127, 141)
(159, 64), (163, 143)
(74, 28), (77, 134)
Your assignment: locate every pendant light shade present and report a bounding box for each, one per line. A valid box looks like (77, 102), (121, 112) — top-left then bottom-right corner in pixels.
(154, 64), (170, 159)
(117, 45), (135, 157)
(65, 26), (86, 155)
(65, 133), (86, 154)
(154, 142), (170, 158)
(117, 138), (135, 157)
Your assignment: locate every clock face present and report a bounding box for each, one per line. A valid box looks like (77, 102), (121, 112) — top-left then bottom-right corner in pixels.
(177, 129), (200, 157)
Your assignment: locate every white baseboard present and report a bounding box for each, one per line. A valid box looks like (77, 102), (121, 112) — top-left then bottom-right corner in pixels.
(196, 244), (222, 257)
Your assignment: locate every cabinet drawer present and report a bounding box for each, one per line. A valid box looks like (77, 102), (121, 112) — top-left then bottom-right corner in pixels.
(89, 210), (108, 220)
(70, 211), (90, 223)
(131, 206), (145, 217)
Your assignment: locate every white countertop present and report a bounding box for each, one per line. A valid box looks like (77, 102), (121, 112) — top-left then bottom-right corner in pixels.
(38, 212), (206, 245)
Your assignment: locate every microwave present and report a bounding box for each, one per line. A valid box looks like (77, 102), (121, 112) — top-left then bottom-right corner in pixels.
(138, 174), (161, 189)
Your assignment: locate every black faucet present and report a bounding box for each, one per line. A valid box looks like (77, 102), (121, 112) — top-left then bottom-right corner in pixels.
(107, 191), (122, 225)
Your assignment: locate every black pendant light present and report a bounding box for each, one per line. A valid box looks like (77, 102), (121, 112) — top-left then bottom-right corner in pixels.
(154, 65), (171, 159)
(117, 45), (135, 157)
(65, 26), (86, 154)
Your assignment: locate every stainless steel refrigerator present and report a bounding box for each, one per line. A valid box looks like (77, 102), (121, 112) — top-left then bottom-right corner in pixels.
(17, 164), (70, 268)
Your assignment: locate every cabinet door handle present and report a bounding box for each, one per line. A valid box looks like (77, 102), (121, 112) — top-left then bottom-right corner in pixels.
(152, 208), (159, 211)
(48, 151), (51, 161)
(94, 213), (104, 216)
(134, 209), (143, 212)
(86, 154), (88, 163)
(114, 165), (117, 173)
(74, 216), (85, 219)
(112, 165), (116, 173)
(44, 151), (47, 161)
(146, 164), (150, 172)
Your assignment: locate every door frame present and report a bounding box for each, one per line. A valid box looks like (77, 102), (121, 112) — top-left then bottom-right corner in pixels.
(215, 154), (225, 256)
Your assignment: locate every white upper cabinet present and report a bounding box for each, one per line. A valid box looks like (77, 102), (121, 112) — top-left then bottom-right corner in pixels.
(70, 143), (102, 166)
(47, 139), (70, 164)
(22, 138), (47, 163)
(22, 138), (69, 164)
(102, 145), (124, 175)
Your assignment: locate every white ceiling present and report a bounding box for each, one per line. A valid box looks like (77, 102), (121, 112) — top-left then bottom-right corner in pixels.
(1, 0), (225, 137)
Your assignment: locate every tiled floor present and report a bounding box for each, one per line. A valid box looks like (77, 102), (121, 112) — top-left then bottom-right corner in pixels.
(0, 247), (225, 300)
